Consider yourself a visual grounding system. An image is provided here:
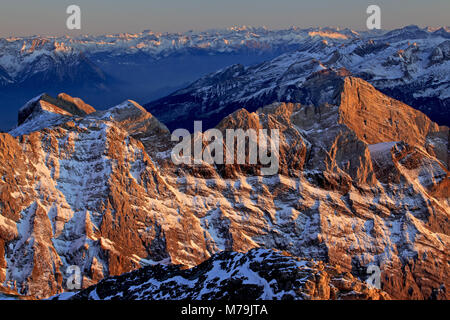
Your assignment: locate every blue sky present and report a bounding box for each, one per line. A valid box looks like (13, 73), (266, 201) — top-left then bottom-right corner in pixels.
(0, 0), (449, 37)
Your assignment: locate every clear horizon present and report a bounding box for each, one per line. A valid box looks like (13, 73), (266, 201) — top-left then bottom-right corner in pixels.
(2, 24), (449, 39)
(0, 0), (449, 38)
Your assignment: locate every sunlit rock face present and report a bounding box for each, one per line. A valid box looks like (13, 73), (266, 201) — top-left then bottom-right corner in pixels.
(0, 84), (448, 300)
(0, 25), (449, 132)
(145, 27), (450, 130)
(52, 249), (391, 300)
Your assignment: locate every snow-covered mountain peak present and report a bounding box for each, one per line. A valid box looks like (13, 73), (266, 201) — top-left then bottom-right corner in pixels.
(9, 93), (96, 136)
(0, 79), (448, 300)
(145, 27), (450, 130)
(52, 248), (391, 300)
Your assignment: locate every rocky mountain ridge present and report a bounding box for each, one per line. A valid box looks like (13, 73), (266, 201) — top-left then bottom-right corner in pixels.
(1, 25), (449, 131)
(52, 248), (391, 300)
(0, 79), (448, 300)
(146, 27), (450, 128)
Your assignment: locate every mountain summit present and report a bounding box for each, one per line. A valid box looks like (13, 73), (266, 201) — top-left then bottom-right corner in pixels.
(145, 27), (450, 129)
(0, 25), (448, 131)
(0, 78), (448, 299)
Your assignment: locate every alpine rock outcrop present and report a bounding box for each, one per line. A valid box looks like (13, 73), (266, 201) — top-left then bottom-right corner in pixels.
(145, 26), (450, 129)
(0, 25), (449, 131)
(52, 248), (391, 300)
(0, 75), (448, 300)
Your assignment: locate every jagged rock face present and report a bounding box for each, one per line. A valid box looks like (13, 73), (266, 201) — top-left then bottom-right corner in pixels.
(0, 84), (449, 300)
(96, 100), (172, 155)
(339, 78), (440, 146)
(56, 93), (97, 116)
(52, 249), (390, 300)
(430, 41), (450, 65)
(12, 93), (96, 137)
(0, 286), (33, 300)
(19, 93), (96, 122)
(1, 25), (449, 132)
(145, 29), (450, 129)
(0, 126), (198, 297)
(338, 77), (449, 167)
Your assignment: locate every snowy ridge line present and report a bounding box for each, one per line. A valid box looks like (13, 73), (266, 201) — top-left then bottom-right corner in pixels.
(0, 25), (447, 77)
(50, 248), (390, 300)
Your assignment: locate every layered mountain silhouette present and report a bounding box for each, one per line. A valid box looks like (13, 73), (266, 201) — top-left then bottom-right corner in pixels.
(0, 25), (449, 131)
(145, 28), (450, 130)
(0, 73), (448, 299)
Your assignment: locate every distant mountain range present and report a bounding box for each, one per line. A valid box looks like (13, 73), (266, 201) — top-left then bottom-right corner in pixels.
(1, 25), (449, 130)
(0, 25), (449, 301)
(145, 25), (450, 131)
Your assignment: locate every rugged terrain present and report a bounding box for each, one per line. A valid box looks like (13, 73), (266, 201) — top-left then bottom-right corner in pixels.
(52, 248), (390, 300)
(0, 25), (449, 131)
(0, 72), (448, 300)
(146, 25), (450, 129)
